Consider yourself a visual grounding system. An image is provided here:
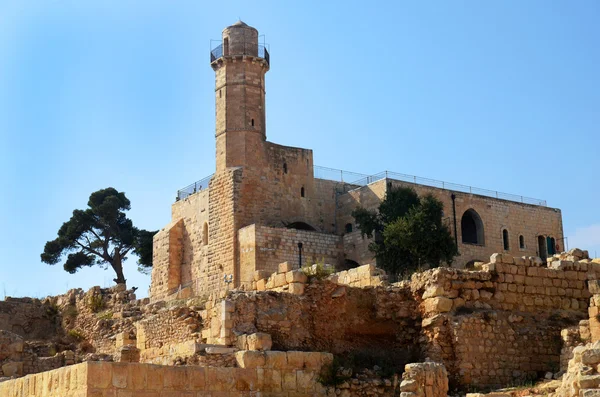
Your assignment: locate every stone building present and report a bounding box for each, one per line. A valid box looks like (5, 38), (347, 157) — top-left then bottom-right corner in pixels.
(149, 21), (564, 301)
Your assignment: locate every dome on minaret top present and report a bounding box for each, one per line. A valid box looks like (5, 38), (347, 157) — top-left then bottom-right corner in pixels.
(225, 20), (257, 32)
(230, 20), (248, 27)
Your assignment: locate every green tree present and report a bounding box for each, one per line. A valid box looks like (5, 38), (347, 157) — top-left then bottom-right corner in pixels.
(41, 188), (157, 285)
(352, 186), (457, 278)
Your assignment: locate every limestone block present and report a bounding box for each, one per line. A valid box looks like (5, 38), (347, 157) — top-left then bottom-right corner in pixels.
(257, 279), (266, 291)
(286, 270), (308, 284)
(247, 332), (272, 351)
(422, 286), (445, 300)
(206, 346), (236, 354)
(581, 349), (600, 365)
(490, 253), (503, 264)
(235, 350), (266, 368)
(278, 262), (293, 273)
(579, 375), (600, 389)
(422, 297), (453, 314)
(273, 273), (287, 288)
(1, 362), (22, 377)
(265, 351), (287, 368)
(286, 351), (305, 369)
(589, 281), (600, 294)
(254, 270), (271, 281)
(237, 334), (248, 350)
(289, 282), (305, 295)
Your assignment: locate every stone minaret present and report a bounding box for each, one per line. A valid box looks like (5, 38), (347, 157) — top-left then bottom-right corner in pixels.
(211, 21), (270, 171)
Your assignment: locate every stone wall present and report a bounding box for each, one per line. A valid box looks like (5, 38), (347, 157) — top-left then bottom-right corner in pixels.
(0, 298), (59, 340)
(0, 358), (332, 396)
(413, 253), (600, 388)
(329, 264), (386, 288)
(239, 224), (344, 286)
(135, 306), (201, 355)
(205, 280), (421, 356)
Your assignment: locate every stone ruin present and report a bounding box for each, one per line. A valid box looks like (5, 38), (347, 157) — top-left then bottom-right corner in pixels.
(0, 248), (600, 396)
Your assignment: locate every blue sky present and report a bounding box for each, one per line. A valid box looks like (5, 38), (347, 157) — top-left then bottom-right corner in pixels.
(0, 1), (598, 299)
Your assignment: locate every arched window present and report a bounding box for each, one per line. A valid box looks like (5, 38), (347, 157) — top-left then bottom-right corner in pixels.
(502, 229), (509, 250)
(461, 209), (484, 245)
(203, 222), (209, 245)
(301, 187), (305, 197)
(519, 235), (525, 249)
(345, 223), (353, 233)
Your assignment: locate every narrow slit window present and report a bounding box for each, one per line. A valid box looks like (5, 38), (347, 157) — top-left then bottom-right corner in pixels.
(301, 187), (305, 197)
(519, 235), (525, 249)
(283, 163), (288, 174)
(502, 229), (509, 250)
(251, 118), (254, 126)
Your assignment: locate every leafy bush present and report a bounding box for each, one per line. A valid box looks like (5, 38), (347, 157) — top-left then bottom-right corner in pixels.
(87, 294), (105, 313)
(67, 329), (85, 341)
(63, 305), (78, 318)
(96, 310), (113, 320)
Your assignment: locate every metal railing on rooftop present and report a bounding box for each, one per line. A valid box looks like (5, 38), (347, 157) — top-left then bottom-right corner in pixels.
(210, 43), (270, 65)
(176, 174), (214, 201)
(177, 167), (547, 206)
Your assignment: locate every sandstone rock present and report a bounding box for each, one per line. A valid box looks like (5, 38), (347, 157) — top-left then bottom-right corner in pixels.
(285, 270), (308, 284)
(1, 362), (22, 377)
(581, 349), (600, 365)
(422, 297), (453, 314)
(246, 332), (272, 351)
(278, 262), (293, 273)
(235, 350), (265, 368)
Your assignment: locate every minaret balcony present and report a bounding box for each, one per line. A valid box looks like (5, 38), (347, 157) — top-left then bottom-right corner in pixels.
(210, 43), (270, 66)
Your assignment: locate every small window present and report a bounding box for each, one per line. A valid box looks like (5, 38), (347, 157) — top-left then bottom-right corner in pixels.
(519, 235), (525, 249)
(203, 222), (209, 245)
(251, 118), (254, 126)
(283, 163), (288, 174)
(502, 229), (509, 250)
(301, 187), (305, 197)
(345, 223), (353, 233)
(219, 89), (222, 98)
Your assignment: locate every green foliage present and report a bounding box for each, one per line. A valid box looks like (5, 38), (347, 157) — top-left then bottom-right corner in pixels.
(67, 329), (85, 341)
(44, 303), (59, 319)
(302, 259), (334, 281)
(352, 186), (458, 279)
(40, 187), (158, 285)
(96, 310), (114, 320)
(87, 295), (105, 313)
(64, 305), (78, 318)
